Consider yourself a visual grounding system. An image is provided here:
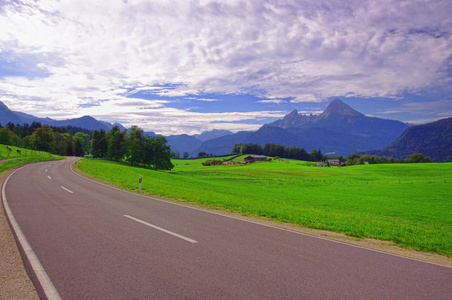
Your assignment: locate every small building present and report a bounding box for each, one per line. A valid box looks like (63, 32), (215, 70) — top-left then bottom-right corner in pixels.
(244, 155), (268, 163)
(328, 159), (340, 166)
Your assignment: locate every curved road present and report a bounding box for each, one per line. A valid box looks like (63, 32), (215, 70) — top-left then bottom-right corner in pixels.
(4, 158), (452, 299)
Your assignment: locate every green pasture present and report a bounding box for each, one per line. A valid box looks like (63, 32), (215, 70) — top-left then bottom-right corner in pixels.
(0, 144), (63, 173)
(77, 156), (452, 257)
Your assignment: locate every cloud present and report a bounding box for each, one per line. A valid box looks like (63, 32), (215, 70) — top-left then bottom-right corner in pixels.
(258, 99), (285, 105)
(380, 100), (452, 116)
(0, 0), (451, 133)
(186, 97), (221, 102)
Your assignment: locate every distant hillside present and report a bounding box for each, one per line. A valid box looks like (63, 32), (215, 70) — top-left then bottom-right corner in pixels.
(0, 100), (124, 131)
(194, 129), (233, 142)
(368, 117), (452, 162)
(192, 99), (409, 156)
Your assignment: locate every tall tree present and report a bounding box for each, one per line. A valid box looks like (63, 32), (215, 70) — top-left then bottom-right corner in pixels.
(91, 129), (108, 158)
(74, 139), (84, 157)
(106, 126), (126, 161)
(31, 125), (57, 153)
(74, 132), (91, 156)
(126, 126), (144, 165)
(65, 133), (75, 156)
(54, 132), (68, 156)
(150, 136), (174, 170)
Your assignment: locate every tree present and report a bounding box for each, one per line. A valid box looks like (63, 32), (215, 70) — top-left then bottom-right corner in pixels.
(31, 125), (57, 153)
(198, 151), (207, 157)
(183, 152), (189, 158)
(309, 149), (323, 162)
(263, 143), (285, 157)
(0, 128), (13, 145)
(151, 136), (174, 170)
(125, 126), (144, 165)
(74, 132), (91, 156)
(75, 139), (84, 157)
(285, 147), (309, 160)
(232, 143), (264, 155)
(141, 136), (173, 170)
(54, 132), (68, 156)
(91, 129), (108, 158)
(408, 153), (432, 163)
(64, 133), (75, 156)
(106, 126), (126, 161)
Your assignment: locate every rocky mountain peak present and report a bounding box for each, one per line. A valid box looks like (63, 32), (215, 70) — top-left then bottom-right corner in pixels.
(318, 99), (362, 120)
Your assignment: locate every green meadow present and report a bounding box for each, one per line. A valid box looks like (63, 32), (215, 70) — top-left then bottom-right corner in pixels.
(77, 156), (452, 257)
(0, 144), (63, 173)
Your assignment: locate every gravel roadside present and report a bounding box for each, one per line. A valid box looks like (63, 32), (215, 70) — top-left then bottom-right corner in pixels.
(0, 169), (39, 299)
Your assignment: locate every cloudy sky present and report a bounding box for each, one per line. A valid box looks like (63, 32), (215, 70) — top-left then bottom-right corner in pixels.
(0, 0), (451, 135)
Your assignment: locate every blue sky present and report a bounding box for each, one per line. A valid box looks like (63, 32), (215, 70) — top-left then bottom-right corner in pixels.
(0, 0), (451, 135)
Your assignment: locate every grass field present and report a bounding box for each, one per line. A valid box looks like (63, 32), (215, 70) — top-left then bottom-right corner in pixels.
(0, 144), (63, 173)
(76, 156), (452, 257)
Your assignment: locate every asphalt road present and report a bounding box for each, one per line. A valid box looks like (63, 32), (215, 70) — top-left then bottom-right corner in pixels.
(4, 158), (452, 299)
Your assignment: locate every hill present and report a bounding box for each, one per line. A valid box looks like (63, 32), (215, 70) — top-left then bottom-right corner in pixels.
(192, 99), (409, 156)
(367, 117), (452, 162)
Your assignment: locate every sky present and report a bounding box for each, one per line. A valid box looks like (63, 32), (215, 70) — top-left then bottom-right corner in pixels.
(0, 0), (451, 136)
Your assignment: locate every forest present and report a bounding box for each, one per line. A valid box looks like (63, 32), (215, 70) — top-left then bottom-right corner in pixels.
(0, 122), (173, 170)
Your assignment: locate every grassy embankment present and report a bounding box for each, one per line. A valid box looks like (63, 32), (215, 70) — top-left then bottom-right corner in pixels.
(77, 156), (452, 257)
(0, 144), (63, 173)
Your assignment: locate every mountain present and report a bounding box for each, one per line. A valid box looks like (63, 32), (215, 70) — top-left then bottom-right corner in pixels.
(267, 109), (316, 128)
(190, 131), (253, 157)
(0, 100), (124, 131)
(0, 101), (26, 125)
(367, 117), (452, 162)
(194, 129), (233, 142)
(192, 99), (410, 156)
(166, 134), (202, 155)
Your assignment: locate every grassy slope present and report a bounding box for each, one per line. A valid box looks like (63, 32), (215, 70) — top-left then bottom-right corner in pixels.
(0, 144), (63, 172)
(77, 156), (452, 257)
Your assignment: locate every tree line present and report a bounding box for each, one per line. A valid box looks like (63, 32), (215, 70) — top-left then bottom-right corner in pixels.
(0, 122), (174, 170)
(91, 125), (173, 170)
(344, 153), (431, 165)
(231, 143), (432, 165)
(0, 122), (91, 156)
(231, 143), (324, 162)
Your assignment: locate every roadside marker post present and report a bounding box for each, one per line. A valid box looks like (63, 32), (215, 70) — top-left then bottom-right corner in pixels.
(139, 175), (142, 193)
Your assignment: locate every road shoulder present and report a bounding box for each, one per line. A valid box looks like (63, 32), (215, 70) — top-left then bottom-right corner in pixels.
(0, 169), (39, 299)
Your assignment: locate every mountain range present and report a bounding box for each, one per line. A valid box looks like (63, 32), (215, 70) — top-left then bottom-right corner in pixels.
(190, 99), (409, 156)
(0, 101), (125, 132)
(2, 99), (449, 160)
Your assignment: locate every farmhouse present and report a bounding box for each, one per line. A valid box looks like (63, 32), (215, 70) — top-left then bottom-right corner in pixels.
(244, 155), (268, 163)
(328, 159), (340, 166)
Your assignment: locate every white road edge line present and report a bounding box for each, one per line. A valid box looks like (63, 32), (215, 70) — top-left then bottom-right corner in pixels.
(2, 166), (62, 300)
(124, 215), (198, 244)
(60, 186), (74, 194)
